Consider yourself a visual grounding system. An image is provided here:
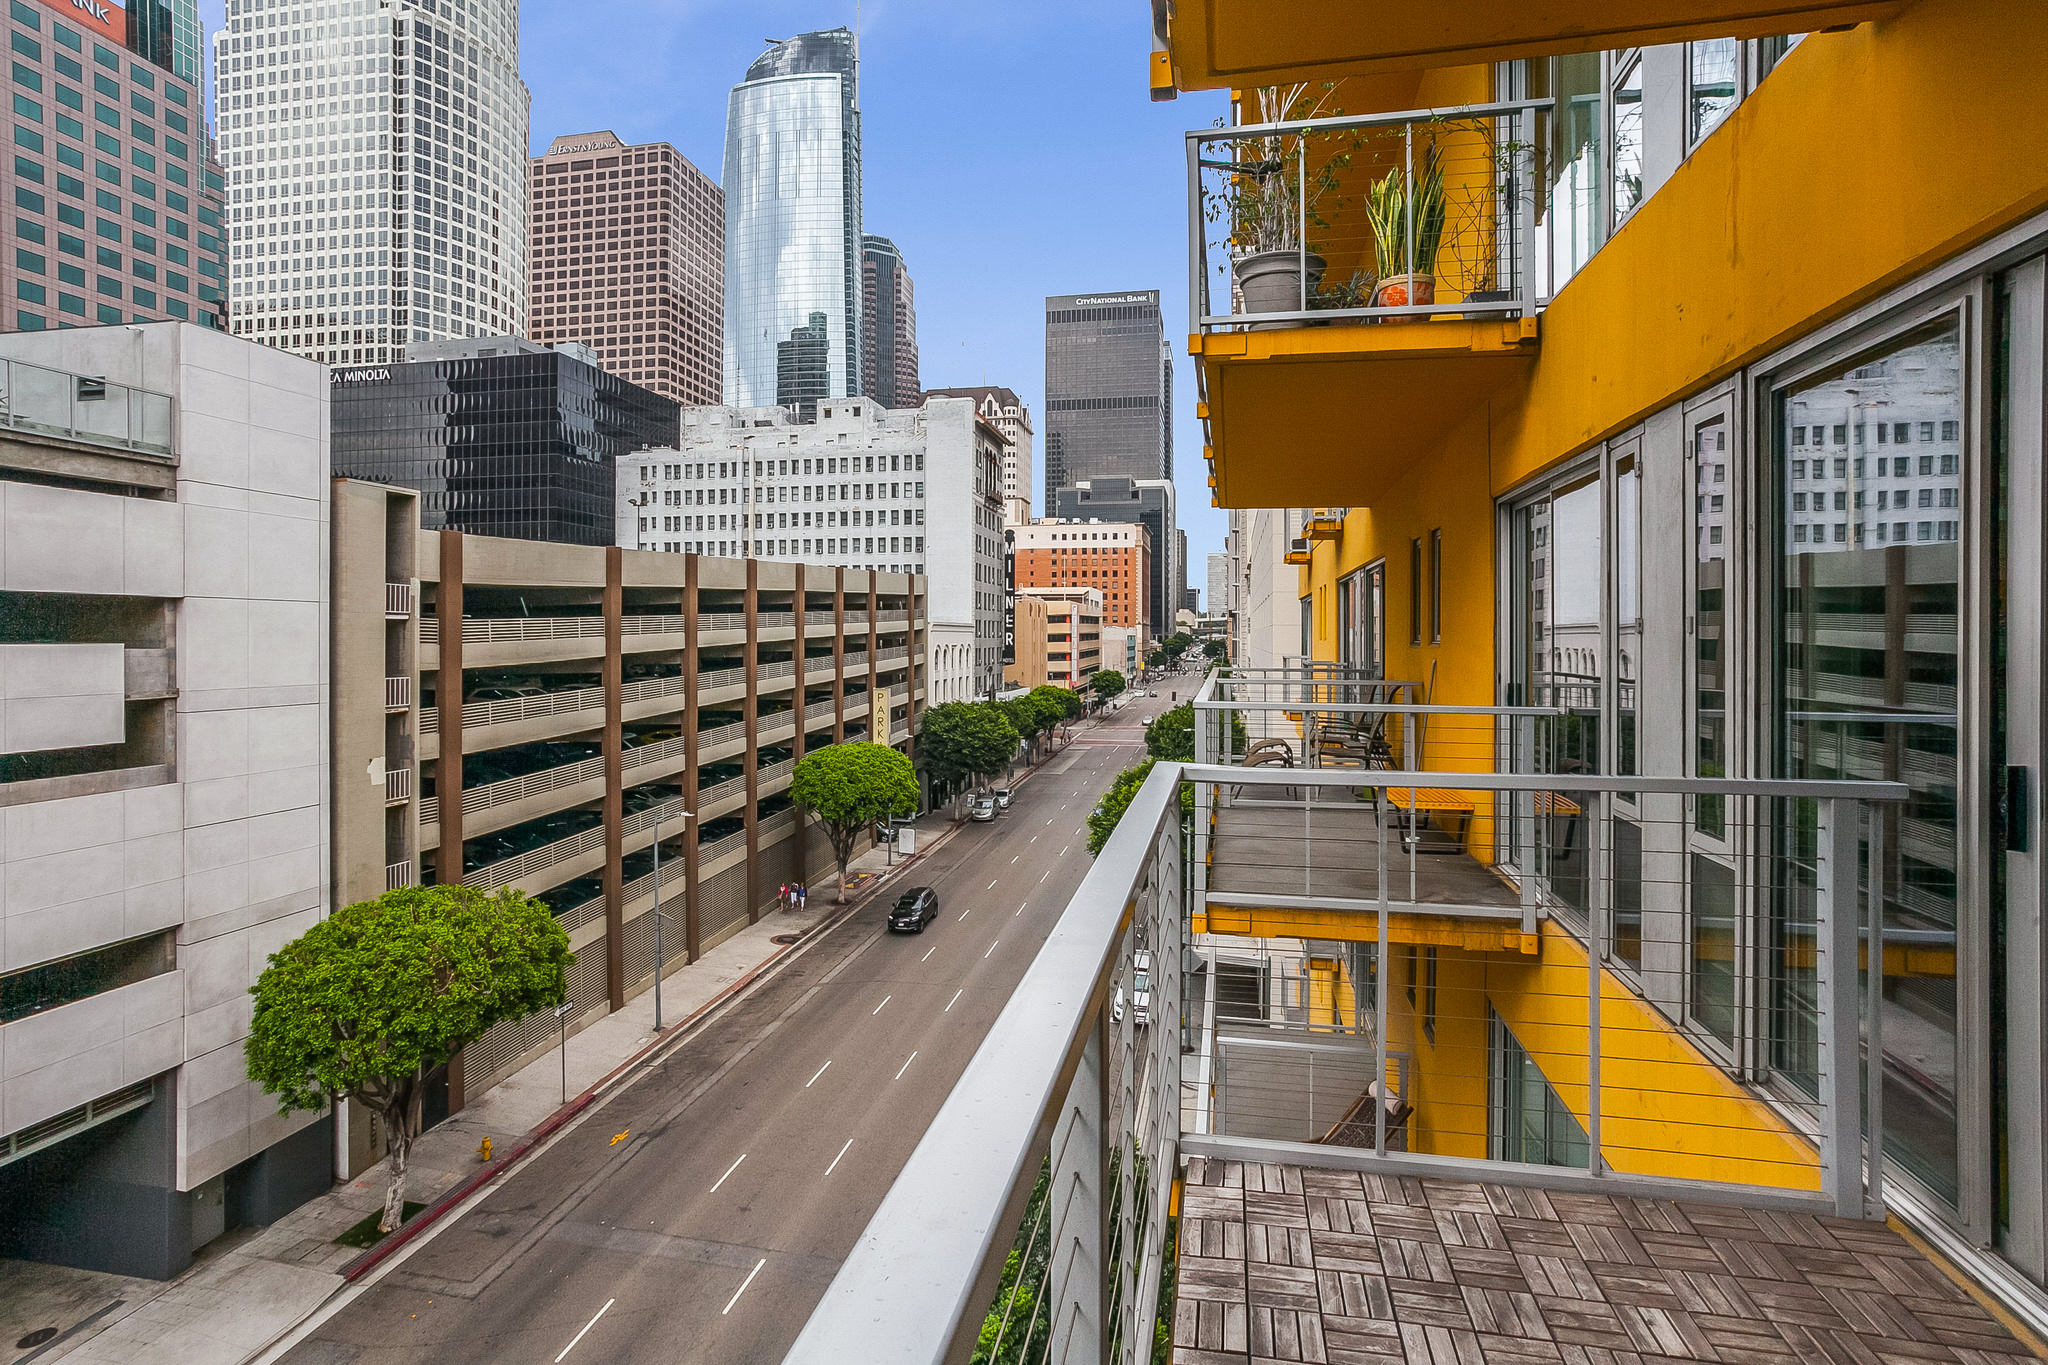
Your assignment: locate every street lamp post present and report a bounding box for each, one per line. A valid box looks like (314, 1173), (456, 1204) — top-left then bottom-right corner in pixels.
(554, 1001), (573, 1105)
(650, 803), (694, 1033)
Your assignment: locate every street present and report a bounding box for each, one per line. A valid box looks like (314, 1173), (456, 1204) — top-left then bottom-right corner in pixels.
(278, 690), (1173, 1365)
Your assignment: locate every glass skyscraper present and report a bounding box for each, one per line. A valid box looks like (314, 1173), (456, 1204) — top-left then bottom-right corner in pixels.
(722, 28), (862, 409)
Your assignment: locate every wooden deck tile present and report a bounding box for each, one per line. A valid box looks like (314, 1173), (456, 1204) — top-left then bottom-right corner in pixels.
(1168, 1168), (2037, 1365)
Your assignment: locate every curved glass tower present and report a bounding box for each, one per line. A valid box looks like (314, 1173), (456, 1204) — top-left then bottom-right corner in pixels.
(722, 28), (862, 408)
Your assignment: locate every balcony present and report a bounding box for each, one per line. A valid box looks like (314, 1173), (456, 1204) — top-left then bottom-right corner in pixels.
(1302, 508), (1346, 539)
(0, 359), (172, 456)
(384, 675), (412, 710)
(385, 581), (414, 618)
(384, 764), (411, 804)
(782, 677), (1979, 1362)
(1191, 102), (1542, 507)
(1284, 537), (1312, 565)
(385, 859), (412, 891)
(1154, 0), (1903, 90)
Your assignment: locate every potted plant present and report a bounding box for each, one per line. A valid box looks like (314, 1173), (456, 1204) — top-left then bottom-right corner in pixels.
(1214, 84), (1355, 325)
(1365, 141), (1447, 316)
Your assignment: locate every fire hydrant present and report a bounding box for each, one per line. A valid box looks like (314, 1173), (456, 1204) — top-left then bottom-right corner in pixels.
(477, 1136), (493, 1164)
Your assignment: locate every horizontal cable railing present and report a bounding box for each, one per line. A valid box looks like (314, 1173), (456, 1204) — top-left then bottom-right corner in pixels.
(785, 762), (1184, 1365)
(1189, 99), (1547, 335)
(1183, 758), (1903, 1220)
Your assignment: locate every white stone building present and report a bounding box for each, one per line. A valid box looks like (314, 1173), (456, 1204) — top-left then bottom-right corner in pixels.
(926, 385), (1034, 525)
(1229, 506), (1303, 671)
(617, 395), (1004, 704)
(0, 324), (330, 1279)
(214, 0), (531, 365)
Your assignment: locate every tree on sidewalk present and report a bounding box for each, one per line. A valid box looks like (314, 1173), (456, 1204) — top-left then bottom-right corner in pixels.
(1030, 684), (1084, 746)
(1146, 701), (1247, 764)
(245, 885), (570, 1235)
(1090, 669), (1127, 702)
(1202, 638), (1229, 663)
(1085, 758), (1194, 855)
(918, 701), (1021, 815)
(791, 741), (920, 901)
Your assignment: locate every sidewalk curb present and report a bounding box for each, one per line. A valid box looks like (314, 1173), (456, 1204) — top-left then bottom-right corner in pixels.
(333, 815), (975, 1286)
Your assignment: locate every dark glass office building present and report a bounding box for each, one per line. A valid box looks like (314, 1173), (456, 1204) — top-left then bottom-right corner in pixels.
(1042, 289), (1172, 506)
(332, 337), (678, 545)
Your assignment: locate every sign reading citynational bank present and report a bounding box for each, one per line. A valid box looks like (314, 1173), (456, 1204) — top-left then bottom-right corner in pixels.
(545, 131), (626, 158)
(1052, 291), (1160, 309)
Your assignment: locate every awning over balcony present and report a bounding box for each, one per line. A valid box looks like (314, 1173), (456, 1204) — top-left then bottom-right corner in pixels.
(1202, 320), (1535, 508)
(1157, 0), (1905, 89)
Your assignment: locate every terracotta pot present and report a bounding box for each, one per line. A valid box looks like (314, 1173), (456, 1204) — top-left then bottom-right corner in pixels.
(1234, 250), (1325, 329)
(1372, 273), (1437, 318)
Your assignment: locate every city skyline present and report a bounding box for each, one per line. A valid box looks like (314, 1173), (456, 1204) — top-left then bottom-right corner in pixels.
(190, 0), (1232, 561)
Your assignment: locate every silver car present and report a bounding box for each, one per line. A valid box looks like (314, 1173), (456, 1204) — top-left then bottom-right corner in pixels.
(970, 793), (998, 822)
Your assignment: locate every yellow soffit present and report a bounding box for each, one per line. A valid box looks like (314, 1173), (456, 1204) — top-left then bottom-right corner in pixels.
(1163, 0), (1906, 88)
(1202, 320), (1535, 509)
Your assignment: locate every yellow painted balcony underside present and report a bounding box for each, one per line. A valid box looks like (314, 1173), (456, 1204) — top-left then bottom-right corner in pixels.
(1200, 320), (1536, 509)
(1196, 906), (1538, 954)
(1159, 0), (1904, 89)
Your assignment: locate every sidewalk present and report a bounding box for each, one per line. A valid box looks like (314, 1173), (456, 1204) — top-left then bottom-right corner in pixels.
(0, 812), (970, 1365)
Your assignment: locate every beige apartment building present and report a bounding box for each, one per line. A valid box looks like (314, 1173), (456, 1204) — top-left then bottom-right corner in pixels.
(1004, 592), (1051, 690)
(332, 480), (923, 1166)
(1017, 586), (1102, 690)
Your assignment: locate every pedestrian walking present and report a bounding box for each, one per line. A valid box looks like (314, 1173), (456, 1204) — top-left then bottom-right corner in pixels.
(778, 881), (789, 912)
(797, 883), (807, 912)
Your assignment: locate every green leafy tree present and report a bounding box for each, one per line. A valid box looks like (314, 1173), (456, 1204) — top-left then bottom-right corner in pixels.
(245, 885), (570, 1234)
(1086, 759), (1196, 855)
(1090, 669), (1127, 701)
(1032, 683), (1084, 722)
(1203, 637), (1229, 662)
(1000, 693), (1059, 765)
(791, 742), (920, 901)
(1147, 648), (1168, 669)
(1145, 701), (1247, 763)
(919, 701), (1021, 814)
(1162, 632), (1193, 658)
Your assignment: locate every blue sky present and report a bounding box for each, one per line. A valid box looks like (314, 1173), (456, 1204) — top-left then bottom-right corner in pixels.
(197, 0), (1233, 604)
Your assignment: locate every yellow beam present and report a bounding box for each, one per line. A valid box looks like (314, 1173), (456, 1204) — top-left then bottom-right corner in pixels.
(1196, 906), (1538, 954)
(1159, 0), (1905, 90)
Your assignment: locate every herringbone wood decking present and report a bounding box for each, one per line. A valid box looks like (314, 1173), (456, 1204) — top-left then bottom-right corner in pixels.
(1175, 1157), (2039, 1365)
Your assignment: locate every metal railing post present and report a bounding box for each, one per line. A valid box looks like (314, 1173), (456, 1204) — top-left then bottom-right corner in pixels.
(1817, 796), (1864, 1218)
(1047, 1005), (1104, 1362)
(1865, 801), (1887, 1215)
(1521, 108), (1540, 306)
(1588, 790), (1610, 1176)
(1375, 804), (1390, 1156)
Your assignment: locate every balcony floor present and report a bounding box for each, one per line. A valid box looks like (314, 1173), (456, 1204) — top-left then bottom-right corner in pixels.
(1175, 1156), (2033, 1365)
(1211, 799), (1522, 914)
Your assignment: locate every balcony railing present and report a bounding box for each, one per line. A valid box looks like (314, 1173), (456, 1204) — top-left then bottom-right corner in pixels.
(384, 675), (412, 710)
(785, 759), (1184, 1364)
(384, 582), (413, 618)
(786, 751), (1909, 1360)
(384, 859), (412, 891)
(1190, 100), (1547, 334)
(0, 359), (173, 455)
(384, 764), (411, 804)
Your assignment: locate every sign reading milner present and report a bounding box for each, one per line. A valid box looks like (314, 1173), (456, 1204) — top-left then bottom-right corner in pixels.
(34, 0), (125, 44)
(545, 130), (626, 157)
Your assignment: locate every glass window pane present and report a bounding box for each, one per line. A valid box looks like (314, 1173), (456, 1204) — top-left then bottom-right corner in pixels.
(1613, 54), (1644, 220)
(1539, 52), (1604, 291)
(1774, 321), (1962, 1205)
(1689, 39), (1740, 145)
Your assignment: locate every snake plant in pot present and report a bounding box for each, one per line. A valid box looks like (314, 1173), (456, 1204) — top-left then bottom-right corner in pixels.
(1365, 141), (1447, 315)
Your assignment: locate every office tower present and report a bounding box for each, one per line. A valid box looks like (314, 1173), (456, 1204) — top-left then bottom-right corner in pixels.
(618, 395), (1005, 702)
(214, 0), (531, 365)
(1009, 519), (1151, 635)
(526, 130), (724, 405)
(1207, 551), (1229, 616)
(723, 28), (861, 408)
(927, 385), (1033, 523)
(1042, 288), (1171, 504)
(1053, 476), (1178, 636)
(0, 0), (228, 333)
(332, 335), (677, 545)
(0, 323), (330, 1279)
(861, 233), (918, 408)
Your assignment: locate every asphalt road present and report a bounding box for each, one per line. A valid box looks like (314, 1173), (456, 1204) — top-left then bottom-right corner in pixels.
(281, 690), (1175, 1365)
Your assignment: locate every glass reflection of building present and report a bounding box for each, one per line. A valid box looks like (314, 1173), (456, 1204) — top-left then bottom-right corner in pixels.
(777, 311), (830, 421)
(331, 338), (680, 546)
(722, 28), (863, 410)
(1775, 325), (1963, 1203)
